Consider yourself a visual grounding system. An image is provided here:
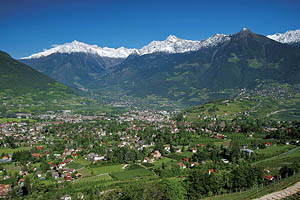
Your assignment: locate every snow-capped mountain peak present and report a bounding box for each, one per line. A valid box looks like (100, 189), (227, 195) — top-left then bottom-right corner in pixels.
(267, 29), (300, 44)
(138, 34), (229, 55)
(20, 28), (300, 60)
(165, 35), (179, 41)
(21, 40), (138, 59)
(199, 34), (230, 48)
(21, 33), (230, 59)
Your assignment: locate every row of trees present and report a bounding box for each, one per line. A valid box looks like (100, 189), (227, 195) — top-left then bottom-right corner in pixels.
(185, 164), (264, 199)
(96, 164), (264, 200)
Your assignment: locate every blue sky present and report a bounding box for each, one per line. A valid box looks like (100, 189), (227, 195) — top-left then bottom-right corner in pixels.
(1, 0), (300, 58)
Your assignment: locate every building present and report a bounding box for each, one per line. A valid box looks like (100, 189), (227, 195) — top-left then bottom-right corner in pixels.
(264, 174), (274, 181)
(0, 185), (10, 197)
(177, 163), (187, 169)
(265, 142), (271, 147)
(151, 151), (161, 159)
(208, 169), (215, 175)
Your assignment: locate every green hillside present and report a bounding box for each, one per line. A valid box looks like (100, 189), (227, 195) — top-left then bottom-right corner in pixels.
(0, 50), (114, 116)
(183, 82), (300, 122)
(0, 51), (59, 94)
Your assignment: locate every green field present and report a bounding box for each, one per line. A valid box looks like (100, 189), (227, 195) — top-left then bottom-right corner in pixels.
(0, 118), (36, 123)
(185, 99), (255, 121)
(89, 164), (124, 175)
(190, 135), (221, 145)
(255, 145), (294, 156)
(151, 157), (176, 169)
(1, 163), (21, 174)
(66, 162), (83, 169)
(72, 158), (91, 165)
(75, 174), (113, 184)
(184, 86), (300, 122)
(272, 109), (300, 121)
(254, 148), (300, 173)
(111, 168), (155, 180)
(32, 163), (41, 167)
(0, 147), (31, 154)
(179, 151), (193, 158)
(77, 168), (92, 177)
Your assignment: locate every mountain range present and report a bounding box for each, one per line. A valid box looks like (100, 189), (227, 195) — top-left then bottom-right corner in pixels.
(20, 29), (300, 60)
(20, 33), (230, 88)
(267, 29), (300, 46)
(21, 34), (230, 59)
(19, 28), (300, 104)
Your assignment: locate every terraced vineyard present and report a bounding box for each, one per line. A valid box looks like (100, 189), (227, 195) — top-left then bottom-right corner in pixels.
(184, 83), (300, 122)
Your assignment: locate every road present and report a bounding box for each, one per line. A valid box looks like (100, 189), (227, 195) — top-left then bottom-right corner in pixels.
(255, 181), (300, 200)
(266, 109), (286, 117)
(253, 147), (300, 165)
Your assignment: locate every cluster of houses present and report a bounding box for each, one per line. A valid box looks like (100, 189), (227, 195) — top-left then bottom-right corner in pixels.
(177, 158), (200, 169)
(0, 106), (293, 200)
(118, 110), (171, 123)
(0, 122), (49, 148)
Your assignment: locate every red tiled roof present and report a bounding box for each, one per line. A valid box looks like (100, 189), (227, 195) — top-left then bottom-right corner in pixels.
(31, 153), (41, 158)
(0, 184), (10, 196)
(264, 174), (274, 181)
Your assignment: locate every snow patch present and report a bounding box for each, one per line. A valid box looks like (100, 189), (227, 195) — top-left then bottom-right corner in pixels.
(21, 34), (230, 59)
(267, 29), (300, 44)
(21, 40), (137, 59)
(137, 34), (229, 55)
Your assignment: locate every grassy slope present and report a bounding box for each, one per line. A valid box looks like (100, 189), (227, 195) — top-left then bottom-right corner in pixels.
(254, 148), (300, 172)
(0, 51), (57, 94)
(185, 85), (300, 122)
(0, 147), (31, 154)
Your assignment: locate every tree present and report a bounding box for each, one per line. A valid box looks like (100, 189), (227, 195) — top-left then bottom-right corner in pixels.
(124, 149), (136, 163)
(11, 186), (23, 198)
(120, 179), (186, 200)
(185, 169), (210, 199)
(46, 172), (52, 180)
(280, 165), (294, 178)
(156, 179), (186, 200)
(24, 176), (31, 195)
(40, 161), (50, 172)
(162, 162), (165, 170)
